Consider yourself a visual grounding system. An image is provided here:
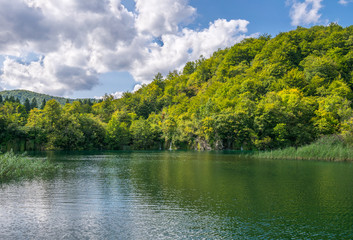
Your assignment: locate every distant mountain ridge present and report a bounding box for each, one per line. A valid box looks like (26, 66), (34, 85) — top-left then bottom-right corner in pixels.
(0, 89), (96, 105)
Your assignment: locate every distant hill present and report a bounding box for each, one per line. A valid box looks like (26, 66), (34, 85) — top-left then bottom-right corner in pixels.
(0, 89), (96, 105)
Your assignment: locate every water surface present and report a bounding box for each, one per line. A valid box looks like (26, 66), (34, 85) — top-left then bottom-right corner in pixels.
(1, 151), (353, 239)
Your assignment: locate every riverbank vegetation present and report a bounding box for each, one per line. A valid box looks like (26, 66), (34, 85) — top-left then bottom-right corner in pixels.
(0, 152), (59, 182)
(257, 135), (353, 161)
(1, 24), (353, 152)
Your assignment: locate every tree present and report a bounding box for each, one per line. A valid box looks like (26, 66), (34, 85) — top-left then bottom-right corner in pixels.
(161, 116), (177, 149)
(183, 61), (196, 75)
(77, 114), (105, 149)
(30, 98), (38, 109)
(130, 118), (156, 149)
(50, 113), (84, 150)
(26, 108), (47, 149)
(313, 95), (352, 135)
(42, 100), (62, 129)
(92, 95), (116, 122)
(24, 98), (31, 113)
(105, 109), (136, 149)
(254, 89), (316, 149)
(1, 24), (353, 152)
(0, 102), (28, 149)
(40, 99), (47, 110)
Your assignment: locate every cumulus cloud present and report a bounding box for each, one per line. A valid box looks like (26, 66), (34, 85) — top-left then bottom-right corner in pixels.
(0, 0), (137, 95)
(0, 0), (51, 55)
(111, 91), (124, 99)
(131, 19), (249, 83)
(0, 0), (250, 96)
(289, 0), (323, 26)
(135, 0), (196, 36)
(132, 84), (143, 92)
(1, 57), (98, 96)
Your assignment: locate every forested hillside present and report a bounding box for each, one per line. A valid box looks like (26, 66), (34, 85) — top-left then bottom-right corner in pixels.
(1, 24), (353, 151)
(0, 89), (96, 105)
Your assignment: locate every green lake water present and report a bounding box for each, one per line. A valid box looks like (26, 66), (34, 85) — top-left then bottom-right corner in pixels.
(1, 151), (353, 239)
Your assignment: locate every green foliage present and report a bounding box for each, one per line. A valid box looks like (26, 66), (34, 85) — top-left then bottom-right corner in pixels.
(2, 25), (353, 151)
(0, 151), (60, 182)
(106, 109), (136, 149)
(30, 98), (38, 109)
(24, 100), (106, 150)
(24, 98), (31, 113)
(258, 135), (353, 161)
(130, 118), (160, 149)
(40, 99), (46, 110)
(254, 89), (316, 149)
(92, 95), (116, 122)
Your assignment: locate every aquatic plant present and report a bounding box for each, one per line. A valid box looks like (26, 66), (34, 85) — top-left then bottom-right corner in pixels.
(258, 135), (353, 161)
(0, 151), (59, 182)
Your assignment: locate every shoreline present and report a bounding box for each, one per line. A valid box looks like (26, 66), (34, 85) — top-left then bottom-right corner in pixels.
(256, 141), (353, 162)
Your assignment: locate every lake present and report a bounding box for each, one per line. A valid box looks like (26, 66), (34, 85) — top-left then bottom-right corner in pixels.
(1, 151), (353, 239)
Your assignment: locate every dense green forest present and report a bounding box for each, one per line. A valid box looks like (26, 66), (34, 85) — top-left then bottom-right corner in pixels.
(1, 24), (353, 152)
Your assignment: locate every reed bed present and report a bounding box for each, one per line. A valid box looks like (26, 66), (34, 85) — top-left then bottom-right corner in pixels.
(0, 151), (59, 182)
(258, 136), (353, 161)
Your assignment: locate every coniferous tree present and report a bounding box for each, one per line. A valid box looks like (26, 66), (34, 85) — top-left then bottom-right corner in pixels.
(30, 98), (38, 109)
(40, 99), (47, 109)
(24, 98), (31, 112)
(0, 95), (2, 104)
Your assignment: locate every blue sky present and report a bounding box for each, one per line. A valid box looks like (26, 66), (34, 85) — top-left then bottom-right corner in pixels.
(0, 0), (352, 98)
(195, 0), (352, 34)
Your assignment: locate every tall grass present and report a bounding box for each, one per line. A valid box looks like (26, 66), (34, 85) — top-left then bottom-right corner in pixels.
(0, 151), (59, 182)
(258, 135), (353, 161)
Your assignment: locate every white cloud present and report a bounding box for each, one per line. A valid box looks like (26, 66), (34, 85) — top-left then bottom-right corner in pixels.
(135, 0), (196, 36)
(289, 0), (323, 26)
(95, 83), (142, 99)
(132, 84), (143, 92)
(0, 0), (251, 96)
(338, 0), (353, 5)
(0, 0), (51, 55)
(112, 91), (124, 99)
(131, 19), (250, 83)
(0, 0), (137, 95)
(1, 57), (98, 96)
